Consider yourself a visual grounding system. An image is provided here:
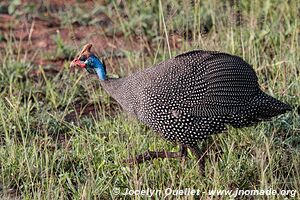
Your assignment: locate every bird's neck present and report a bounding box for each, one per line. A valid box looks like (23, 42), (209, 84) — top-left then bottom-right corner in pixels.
(95, 64), (106, 80)
(100, 77), (138, 117)
(100, 77), (126, 99)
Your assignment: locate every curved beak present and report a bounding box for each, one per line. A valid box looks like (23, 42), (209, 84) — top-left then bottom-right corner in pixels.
(70, 58), (86, 68)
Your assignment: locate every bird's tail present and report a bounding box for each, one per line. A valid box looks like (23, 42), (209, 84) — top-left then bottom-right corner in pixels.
(252, 90), (292, 120)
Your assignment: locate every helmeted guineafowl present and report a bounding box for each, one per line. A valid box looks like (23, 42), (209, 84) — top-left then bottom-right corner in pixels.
(70, 44), (291, 171)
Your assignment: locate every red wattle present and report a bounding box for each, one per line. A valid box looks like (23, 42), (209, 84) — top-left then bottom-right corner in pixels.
(72, 59), (86, 68)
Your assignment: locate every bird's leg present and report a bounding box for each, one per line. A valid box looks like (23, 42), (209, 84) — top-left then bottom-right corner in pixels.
(179, 145), (188, 170)
(179, 145), (188, 157)
(187, 145), (207, 174)
(123, 145), (188, 165)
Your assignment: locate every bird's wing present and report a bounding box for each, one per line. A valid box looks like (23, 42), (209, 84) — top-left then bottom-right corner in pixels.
(174, 50), (259, 118)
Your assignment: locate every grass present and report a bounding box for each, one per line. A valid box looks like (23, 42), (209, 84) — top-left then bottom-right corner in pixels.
(0, 0), (299, 199)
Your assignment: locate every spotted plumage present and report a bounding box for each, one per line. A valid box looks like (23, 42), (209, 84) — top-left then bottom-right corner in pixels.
(71, 45), (291, 169)
(82, 50), (290, 146)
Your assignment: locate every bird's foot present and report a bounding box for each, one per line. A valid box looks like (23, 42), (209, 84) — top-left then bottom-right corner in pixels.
(123, 145), (188, 165)
(123, 145), (207, 175)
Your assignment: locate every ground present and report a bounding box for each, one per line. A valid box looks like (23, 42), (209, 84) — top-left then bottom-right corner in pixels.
(0, 0), (299, 199)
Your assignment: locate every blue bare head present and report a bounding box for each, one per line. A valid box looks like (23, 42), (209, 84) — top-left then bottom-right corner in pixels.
(84, 54), (107, 80)
(70, 44), (107, 81)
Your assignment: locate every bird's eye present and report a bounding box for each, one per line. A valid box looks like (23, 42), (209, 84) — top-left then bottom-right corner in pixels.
(79, 55), (87, 61)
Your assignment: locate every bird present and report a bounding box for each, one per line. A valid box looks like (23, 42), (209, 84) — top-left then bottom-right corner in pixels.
(70, 43), (291, 171)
